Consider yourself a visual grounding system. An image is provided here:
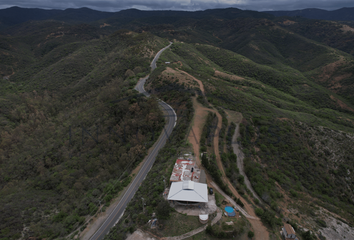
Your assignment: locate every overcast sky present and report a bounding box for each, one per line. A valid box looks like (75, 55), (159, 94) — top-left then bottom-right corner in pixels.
(1, 0), (354, 12)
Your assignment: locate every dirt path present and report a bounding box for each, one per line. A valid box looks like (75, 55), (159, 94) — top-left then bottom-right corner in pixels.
(176, 69), (205, 94)
(186, 71), (269, 240)
(211, 182), (257, 219)
(211, 181), (269, 240)
(164, 208), (222, 240)
(211, 114), (269, 240)
(212, 110), (225, 175)
(129, 208), (223, 240)
(232, 123), (262, 203)
(188, 97), (209, 166)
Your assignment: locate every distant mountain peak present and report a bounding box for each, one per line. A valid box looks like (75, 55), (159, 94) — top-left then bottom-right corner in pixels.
(265, 7), (354, 21)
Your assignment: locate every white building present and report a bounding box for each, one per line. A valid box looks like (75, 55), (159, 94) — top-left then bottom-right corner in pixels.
(167, 180), (208, 203)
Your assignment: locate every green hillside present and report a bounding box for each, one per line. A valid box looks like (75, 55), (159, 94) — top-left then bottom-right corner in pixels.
(157, 41), (354, 226)
(1, 7), (354, 240)
(0, 28), (168, 239)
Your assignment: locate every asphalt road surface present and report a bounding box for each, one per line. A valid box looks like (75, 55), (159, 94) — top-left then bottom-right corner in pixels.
(89, 43), (175, 240)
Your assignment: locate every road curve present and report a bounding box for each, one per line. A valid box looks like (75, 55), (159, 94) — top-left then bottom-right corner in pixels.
(89, 42), (175, 240)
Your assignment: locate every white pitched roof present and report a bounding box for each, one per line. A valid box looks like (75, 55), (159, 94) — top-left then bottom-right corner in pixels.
(183, 180), (194, 190)
(167, 181), (208, 203)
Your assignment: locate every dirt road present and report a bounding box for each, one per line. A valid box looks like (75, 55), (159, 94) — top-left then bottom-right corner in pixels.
(184, 69), (269, 240)
(232, 123), (262, 203)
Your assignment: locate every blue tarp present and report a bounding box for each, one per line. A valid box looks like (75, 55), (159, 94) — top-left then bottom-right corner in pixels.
(225, 206), (235, 217)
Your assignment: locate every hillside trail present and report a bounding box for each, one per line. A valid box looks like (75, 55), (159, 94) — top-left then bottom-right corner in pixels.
(232, 122), (263, 203)
(187, 97), (209, 166)
(176, 69), (205, 94)
(185, 72), (269, 240)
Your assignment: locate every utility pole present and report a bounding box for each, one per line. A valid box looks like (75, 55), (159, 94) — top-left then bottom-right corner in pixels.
(141, 197), (145, 212)
(163, 177), (166, 190)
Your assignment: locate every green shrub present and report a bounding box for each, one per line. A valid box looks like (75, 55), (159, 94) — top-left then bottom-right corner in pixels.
(255, 208), (264, 216)
(290, 189), (298, 197)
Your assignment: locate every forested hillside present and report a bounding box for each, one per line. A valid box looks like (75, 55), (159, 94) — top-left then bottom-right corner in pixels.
(1, 6), (354, 240)
(0, 24), (168, 238)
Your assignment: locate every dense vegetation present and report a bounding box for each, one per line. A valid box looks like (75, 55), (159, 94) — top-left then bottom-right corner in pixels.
(1, 6), (354, 239)
(160, 40), (354, 229)
(104, 66), (194, 239)
(0, 26), (168, 239)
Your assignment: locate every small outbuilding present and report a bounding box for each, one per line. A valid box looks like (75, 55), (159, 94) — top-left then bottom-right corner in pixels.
(199, 214), (208, 224)
(282, 223), (298, 240)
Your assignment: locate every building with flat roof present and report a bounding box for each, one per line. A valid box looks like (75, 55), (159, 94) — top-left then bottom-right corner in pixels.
(170, 159), (205, 184)
(167, 180), (208, 203)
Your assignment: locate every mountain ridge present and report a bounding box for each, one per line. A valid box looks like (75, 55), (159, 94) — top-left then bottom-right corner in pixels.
(1, 6), (354, 30)
(265, 7), (354, 21)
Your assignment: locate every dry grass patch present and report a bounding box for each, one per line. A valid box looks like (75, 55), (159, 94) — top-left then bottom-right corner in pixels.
(330, 95), (354, 112)
(318, 56), (346, 82)
(341, 24), (354, 33)
(214, 70), (244, 81)
(161, 67), (200, 89)
(225, 110), (243, 124)
(156, 212), (203, 237)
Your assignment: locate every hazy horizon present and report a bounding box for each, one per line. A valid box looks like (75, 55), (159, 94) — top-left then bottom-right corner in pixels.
(0, 0), (354, 12)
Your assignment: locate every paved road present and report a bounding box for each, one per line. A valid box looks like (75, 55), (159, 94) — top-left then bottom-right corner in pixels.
(135, 42), (173, 97)
(90, 43), (175, 240)
(151, 42), (172, 70)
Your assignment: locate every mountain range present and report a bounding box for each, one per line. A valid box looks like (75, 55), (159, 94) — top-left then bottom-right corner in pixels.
(266, 7), (354, 21)
(1, 6), (354, 30)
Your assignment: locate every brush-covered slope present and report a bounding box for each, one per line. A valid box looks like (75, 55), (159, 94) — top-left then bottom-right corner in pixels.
(274, 17), (354, 56)
(0, 28), (168, 239)
(156, 41), (354, 238)
(139, 16), (354, 111)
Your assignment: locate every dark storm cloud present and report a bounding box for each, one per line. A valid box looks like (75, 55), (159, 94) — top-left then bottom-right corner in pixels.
(0, 0), (354, 12)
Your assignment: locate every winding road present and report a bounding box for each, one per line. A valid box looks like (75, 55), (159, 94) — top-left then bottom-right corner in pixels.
(89, 42), (175, 240)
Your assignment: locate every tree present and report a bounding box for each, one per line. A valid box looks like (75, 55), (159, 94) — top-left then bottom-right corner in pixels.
(156, 199), (171, 219)
(302, 231), (315, 240)
(255, 208), (264, 217)
(236, 198), (244, 207)
(248, 231), (254, 238)
(202, 153), (209, 169)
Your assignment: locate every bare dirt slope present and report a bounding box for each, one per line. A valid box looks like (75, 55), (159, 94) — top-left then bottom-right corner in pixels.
(188, 97), (208, 166)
